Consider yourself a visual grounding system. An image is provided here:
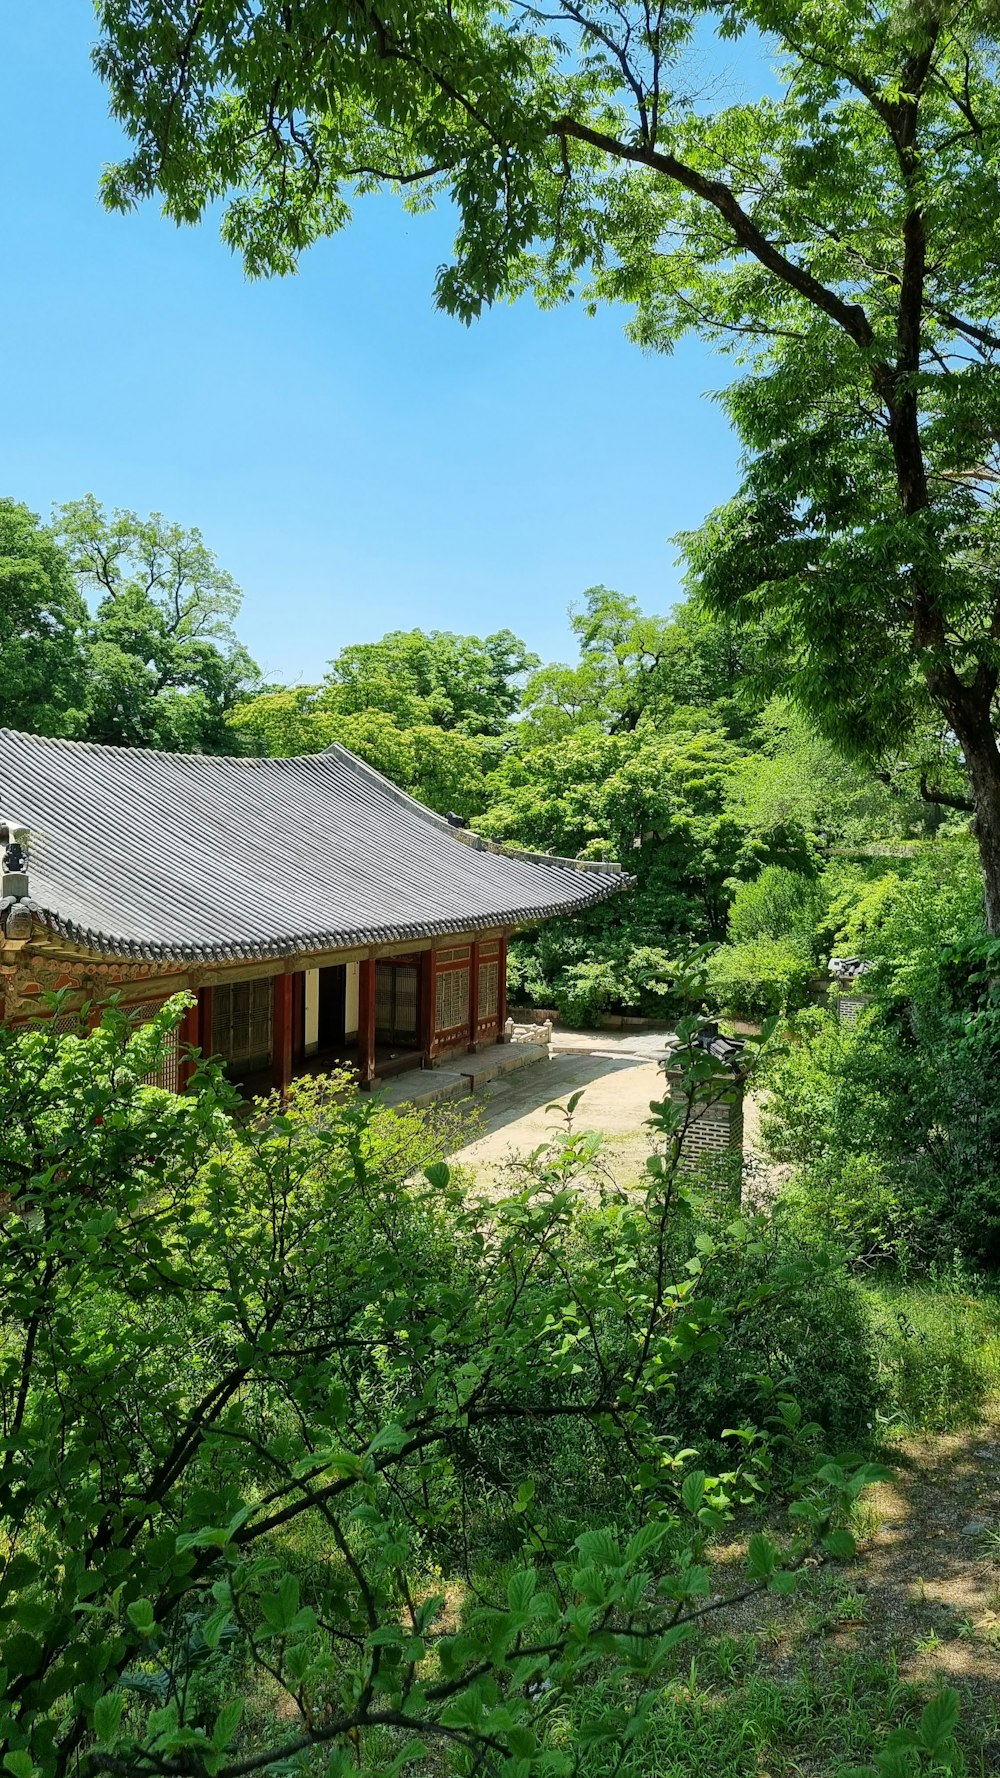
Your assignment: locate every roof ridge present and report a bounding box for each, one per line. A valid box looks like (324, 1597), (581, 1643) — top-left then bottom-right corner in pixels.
(323, 743), (623, 875)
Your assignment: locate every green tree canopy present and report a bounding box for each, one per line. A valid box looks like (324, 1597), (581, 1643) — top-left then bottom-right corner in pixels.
(94, 0), (1000, 922)
(520, 590), (765, 744)
(229, 627), (532, 810)
(321, 627), (539, 735)
(55, 497), (261, 751)
(0, 500), (87, 737)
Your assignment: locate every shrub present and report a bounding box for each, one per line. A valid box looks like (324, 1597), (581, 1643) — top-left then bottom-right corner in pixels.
(727, 865), (823, 946)
(763, 965), (1000, 1268)
(667, 1223), (881, 1457)
(551, 956), (619, 1024)
(707, 932), (815, 1016)
(0, 1003), (880, 1777)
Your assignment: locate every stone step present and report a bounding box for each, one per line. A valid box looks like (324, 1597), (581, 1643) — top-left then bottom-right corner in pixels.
(461, 1043), (549, 1091)
(376, 1069), (469, 1110)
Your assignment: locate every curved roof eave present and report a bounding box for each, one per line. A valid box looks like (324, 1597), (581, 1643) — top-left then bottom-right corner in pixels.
(0, 728), (632, 965)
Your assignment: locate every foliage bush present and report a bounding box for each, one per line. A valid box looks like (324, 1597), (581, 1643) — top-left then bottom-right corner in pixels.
(762, 848), (1000, 1267)
(706, 933), (816, 1018)
(667, 1227), (881, 1457)
(0, 1004), (884, 1778)
(727, 865), (823, 947)
(764, 1000), (1000, 1267)
(822, 843), (981, 971)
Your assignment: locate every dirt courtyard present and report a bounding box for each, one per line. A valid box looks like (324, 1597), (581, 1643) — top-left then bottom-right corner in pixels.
(449, 1028), (766, 1194)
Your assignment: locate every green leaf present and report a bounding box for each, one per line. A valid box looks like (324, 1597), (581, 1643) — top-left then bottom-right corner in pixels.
(93, 1692), (125, 1742)
(625, 1522), (667, 1566)
(681, 1470), (706, 1515)
(918, 1687), (960, 1753)
(3, 1754), (35, 1778)
(385, 1739), (428, 1774)
(423, 1162), (450, 1189)
(514, 1479), (536, 1513)
(508, 1726), (537, 1757)
(369, 1422), (409, 1454)
(211, 1700), (244, 1750)
(575, 1528), (620, 1567)
(126, 1598), (155, 1635)
(746, 1533), (776, 1579)
(768, 1569), (798, 1596)
(821, 1528), (856, 1558)
(507, 1569), (537, 1614)
(201, 1608), (232, 1652)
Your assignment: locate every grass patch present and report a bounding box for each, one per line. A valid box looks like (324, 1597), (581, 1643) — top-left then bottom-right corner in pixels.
(563, 1646), (981, 1775)
(863, 1271), (1000, 1432)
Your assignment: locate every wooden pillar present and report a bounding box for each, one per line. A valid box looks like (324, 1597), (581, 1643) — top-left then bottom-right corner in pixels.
(468, 941), (480, 1052)
(292, 971), (305, 1069)
(271, 973), (294, 1098)
(419, 948), (435, 1066)
(198, 985), (214, 1059)
(358, 958), (377, 1089)
(177, 996), (201, 1091)
(498, 934), (509, 1040)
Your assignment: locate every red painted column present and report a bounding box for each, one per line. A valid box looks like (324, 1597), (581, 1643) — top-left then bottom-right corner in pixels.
(292, 971), (305, 1069)
(198, 985), (214, 1059)
(271, 973), (294, 1098)
(498, 934), (509, 1040)
(419, 948), (435, 1066)
(358, 958), (377, 1089)
(468, 941), (480, 1052)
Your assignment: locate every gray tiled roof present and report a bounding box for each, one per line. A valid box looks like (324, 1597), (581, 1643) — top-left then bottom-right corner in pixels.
(0, 729), (628, 963)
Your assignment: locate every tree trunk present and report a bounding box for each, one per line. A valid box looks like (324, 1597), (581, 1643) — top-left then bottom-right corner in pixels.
(957, 719), (1000, 938)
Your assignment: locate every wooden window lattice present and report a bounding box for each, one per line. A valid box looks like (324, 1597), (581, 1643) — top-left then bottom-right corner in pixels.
(435, 966), (470, 1033)
(124, 999), (181, 1093)
(376, 962), (418, 1045)
(212, 979), (273, 1075)
(478, 961), (499, 1021)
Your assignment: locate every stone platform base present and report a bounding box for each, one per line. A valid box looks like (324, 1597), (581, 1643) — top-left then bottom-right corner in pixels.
(374, 1042), (549, 1111)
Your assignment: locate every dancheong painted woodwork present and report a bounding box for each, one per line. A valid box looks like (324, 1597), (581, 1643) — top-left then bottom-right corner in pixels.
(0, 729), (629, 1096)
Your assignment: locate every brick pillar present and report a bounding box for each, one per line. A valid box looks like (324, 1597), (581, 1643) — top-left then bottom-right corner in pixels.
(358, 958), (377, 1089)
(419, 948), (435, 1066)
(271, 974), (294, 1098)
(468, 941), (480, 1052)
(663, 1065), (745, 1171)
(498, 934), (509, 1040)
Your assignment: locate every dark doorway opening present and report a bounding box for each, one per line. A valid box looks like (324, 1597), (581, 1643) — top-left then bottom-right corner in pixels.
(318, 964), (347, 1050)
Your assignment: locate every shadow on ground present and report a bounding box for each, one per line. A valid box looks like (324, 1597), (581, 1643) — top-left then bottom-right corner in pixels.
(715, 1418), (1000, 1755)
(450, 1049), (665, 1194)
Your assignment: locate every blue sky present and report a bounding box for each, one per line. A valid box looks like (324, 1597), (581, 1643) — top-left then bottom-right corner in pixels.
(2, 4), (748, 684)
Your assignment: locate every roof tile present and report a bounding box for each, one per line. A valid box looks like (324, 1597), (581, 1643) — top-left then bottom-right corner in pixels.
(0, 731), (628, 963)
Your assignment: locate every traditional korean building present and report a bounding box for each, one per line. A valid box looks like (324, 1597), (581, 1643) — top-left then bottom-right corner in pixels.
(0, 729), (627, 1094)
